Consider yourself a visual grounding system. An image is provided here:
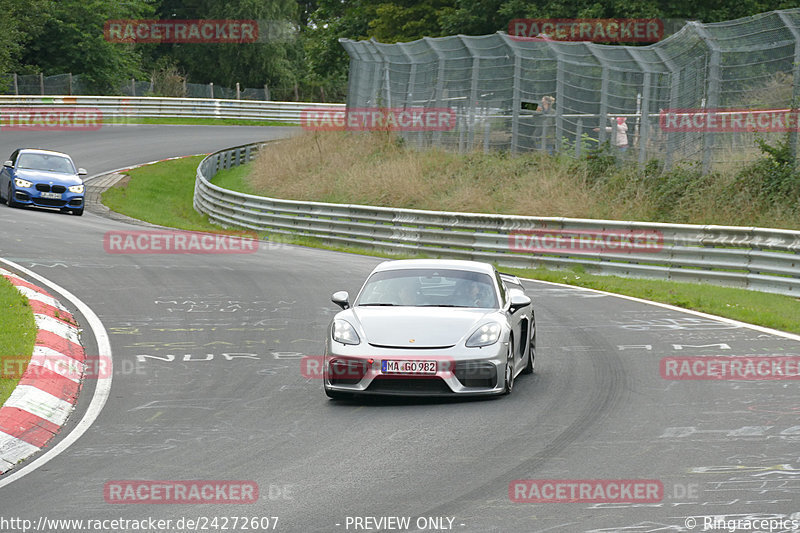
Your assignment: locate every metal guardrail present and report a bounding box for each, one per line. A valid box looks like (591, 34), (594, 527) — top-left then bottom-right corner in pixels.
(195, 142), (800, 297)
(0, 95), (344, 123)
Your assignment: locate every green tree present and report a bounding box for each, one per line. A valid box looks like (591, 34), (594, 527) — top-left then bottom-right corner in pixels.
(149, 0), (300, 97)
(0, 0), (52, 75)
(20, 0), (153, 93)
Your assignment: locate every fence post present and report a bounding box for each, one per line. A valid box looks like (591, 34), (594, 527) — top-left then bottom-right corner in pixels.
(40, 73), (44, 95)
(544, 42), (565, 153)
(236, 82), (241, 100)
(511, 52), (522, 154)
(468, 57), (479, 150)
(209, 82), (214, 99)
(425, 37), (447, 147)
(13, 73), (18, 96)
(777, 11), (800, 164)
(68, 73), (73, 95)
(131, 78), (136, 97)
(575, 118), (583, 158)
(655, 48), (681, 171)
(599, 67), (609, 146)
(264, 84), (270, 101)
(629, 49), (653, 166)
(587, 48), (610, 146)
(690, 22), (720, 175)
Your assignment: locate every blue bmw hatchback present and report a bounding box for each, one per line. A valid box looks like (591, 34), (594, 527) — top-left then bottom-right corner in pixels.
(0, 149), (87, 216)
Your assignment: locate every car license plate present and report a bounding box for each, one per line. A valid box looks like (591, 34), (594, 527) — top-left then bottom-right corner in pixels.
(40, 192), (62, 199)
(381, 360), (437, 374)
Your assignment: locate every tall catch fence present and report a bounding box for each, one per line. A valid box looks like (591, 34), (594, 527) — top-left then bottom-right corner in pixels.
(340, 9), (800, 172)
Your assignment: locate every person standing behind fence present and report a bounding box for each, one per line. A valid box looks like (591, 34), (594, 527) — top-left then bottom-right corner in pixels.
(594, 116), (629, 153)
(536, 96), (556, 155)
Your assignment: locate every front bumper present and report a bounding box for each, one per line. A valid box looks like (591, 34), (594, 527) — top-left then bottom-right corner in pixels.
(323, 343), (508, 397)
(13, 187), (83, 210)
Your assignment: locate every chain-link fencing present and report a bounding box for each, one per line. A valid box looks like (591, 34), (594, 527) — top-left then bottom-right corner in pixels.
(0, 73), (298, 102)
(340, 9), (800, 172)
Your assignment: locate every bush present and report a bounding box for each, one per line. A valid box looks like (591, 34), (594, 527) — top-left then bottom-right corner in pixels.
(734, 132), (800, 206)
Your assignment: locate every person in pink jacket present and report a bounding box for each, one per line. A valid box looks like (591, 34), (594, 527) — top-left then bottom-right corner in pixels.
(595, 116), (629, 152)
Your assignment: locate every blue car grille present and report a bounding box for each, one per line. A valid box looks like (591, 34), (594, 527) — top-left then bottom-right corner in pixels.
(34, 184), (67, 193)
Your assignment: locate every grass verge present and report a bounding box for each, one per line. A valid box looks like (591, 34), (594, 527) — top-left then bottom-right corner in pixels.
(99, 151), (800, 336)
(0, 275), (36, 406)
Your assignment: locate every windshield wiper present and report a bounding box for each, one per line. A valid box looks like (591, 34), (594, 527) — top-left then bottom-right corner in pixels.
(358, 303), (397, 306)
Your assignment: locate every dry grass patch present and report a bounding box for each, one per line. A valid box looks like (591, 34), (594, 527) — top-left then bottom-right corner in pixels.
(243, 131), (800, 229)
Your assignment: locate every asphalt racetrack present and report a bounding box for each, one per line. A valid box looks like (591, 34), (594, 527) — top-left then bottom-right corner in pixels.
(0, 126), (797, 532)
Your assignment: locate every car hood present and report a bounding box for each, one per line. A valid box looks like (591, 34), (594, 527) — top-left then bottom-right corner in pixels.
(14, 168), (81, 186)
(349, 307), (497, 348)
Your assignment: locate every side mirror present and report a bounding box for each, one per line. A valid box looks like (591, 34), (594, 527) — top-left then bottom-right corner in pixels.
(509, 293), (531, 314)
(77, 168), (87, 176)
(3, 161), (12, 168)
(331, 291), (350, 310)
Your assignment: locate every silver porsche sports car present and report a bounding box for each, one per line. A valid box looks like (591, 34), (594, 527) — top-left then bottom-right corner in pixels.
(324, 259), (536, 398)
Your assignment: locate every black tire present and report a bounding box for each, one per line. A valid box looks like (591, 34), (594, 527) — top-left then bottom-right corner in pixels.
(523, 320), (536, 375)
(7, 184), (18, 207)
(72, 207), (84, 216)
(503, 336), (515, 395)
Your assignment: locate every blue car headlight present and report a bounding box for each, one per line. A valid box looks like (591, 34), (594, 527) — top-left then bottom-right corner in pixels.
(68, 184), (84, 194)
(332, 319), (360, 345)
(466, 322), (502, 347)
(14, 178), (32, 188)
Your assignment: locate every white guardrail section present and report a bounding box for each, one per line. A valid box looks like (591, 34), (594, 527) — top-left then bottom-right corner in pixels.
(194, 142), (800, 297)
(0, 95), (344, 122)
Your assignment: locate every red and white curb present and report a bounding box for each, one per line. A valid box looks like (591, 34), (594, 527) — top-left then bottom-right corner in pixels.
(0, 267), (86, 474)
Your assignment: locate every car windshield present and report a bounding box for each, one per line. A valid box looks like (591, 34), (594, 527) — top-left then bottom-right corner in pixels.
(16, 153), (75, 173)
(356, 268), (498, 308)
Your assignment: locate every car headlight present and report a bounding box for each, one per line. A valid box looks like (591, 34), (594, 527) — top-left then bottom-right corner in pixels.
(68, 184), (84, 194)
(466, 322), (502, 347)
(14, 178), (32, 188)
(332, 319), (360, 345)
